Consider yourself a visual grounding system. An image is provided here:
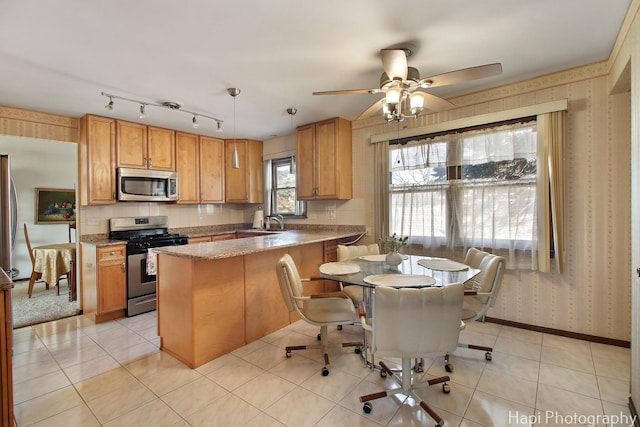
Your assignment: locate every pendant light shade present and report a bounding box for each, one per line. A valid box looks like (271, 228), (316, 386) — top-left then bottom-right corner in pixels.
(228, 88), (241, 169)
(232, 144), (240, 169)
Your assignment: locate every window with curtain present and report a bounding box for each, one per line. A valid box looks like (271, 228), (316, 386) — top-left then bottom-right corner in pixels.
(264, 157), (306, 217)
(389, 120), (538, 265)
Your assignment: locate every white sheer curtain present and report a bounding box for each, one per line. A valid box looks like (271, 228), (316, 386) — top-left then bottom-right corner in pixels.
(388, 121), (539, 268)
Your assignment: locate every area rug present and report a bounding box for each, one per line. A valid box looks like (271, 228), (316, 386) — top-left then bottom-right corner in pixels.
(11, 279), (80, 329)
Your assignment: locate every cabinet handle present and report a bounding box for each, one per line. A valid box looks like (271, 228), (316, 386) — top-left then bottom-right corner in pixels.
(121, 262), (126, 272)
(110, 251), (115, 255)
(148, 157), (152, 168)
(143, 158), (147, 167)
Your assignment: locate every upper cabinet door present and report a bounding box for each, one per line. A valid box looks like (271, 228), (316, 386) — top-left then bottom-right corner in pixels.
(225, 139), (263, 203)
(295, 117), (352, 200)
(175, 132), (200, 204)
(147, 126), (175, 171)
(315, 119), (339, 198)
(115, 122), (175, 171)
(225, 140), (248, 203)
(116, 120), (147, 169)
(200, 136), (225, 203)
(80, 115), (117, 205)
(296, 124), (316, 200)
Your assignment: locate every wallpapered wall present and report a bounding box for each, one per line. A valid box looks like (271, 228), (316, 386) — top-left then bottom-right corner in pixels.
(351, 62), (632, 341)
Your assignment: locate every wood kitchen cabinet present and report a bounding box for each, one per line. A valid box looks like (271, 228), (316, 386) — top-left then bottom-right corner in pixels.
(81, 244), (127, 323)
(79, 115), (117, 205)
(0, 272), (13, 427)
(200, 136), (225, 203)
(296, 117), (352, 200)
(188, 236), (211, 244)
(175, 132), (200, 204)
(176, 133), (225, 204)
(117, 120), (175, 171)
(225, 139), (264, 203)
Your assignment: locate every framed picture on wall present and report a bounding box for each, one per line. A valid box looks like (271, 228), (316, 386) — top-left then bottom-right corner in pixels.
(34, 188), (76, 224)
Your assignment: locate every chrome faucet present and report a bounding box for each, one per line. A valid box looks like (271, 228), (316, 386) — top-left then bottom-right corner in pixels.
(266, 214), (284, 230)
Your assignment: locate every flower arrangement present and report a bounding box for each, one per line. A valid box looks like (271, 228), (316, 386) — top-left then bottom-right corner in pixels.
(380, 233), (408, 253)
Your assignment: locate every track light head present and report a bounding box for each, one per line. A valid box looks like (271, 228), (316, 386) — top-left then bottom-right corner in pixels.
(104, 96), (114, 111)
(216, 121), (223, 133)
(139, 104), (148, 119)
(192, 115), (200, 129)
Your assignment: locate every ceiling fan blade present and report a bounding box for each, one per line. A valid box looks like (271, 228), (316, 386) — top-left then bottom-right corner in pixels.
(313, 88), (383, 95)
(419, 63), (502, 88)
(357, 98), (385, 120)
(421, 92), (455, 111)
(381, 49), (408, 81)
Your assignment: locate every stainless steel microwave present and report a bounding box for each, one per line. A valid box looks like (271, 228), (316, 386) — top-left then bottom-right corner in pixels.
(117, 168), (179, 202)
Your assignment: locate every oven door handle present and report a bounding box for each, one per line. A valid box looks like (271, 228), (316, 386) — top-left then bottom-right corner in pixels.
(133, 295), (157, 306)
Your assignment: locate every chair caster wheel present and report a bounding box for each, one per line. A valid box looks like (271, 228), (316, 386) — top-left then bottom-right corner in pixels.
(363, 402), (372, 414)
(485, 352), (492, 361)
(445, 363), (453, 373)
(442, 383), (451, 394)
(337, 325), (343, 331)
(317, 333), (321, 341)
(322, 367), (329, 376)
(354, 347), (361, 354)
(285, 350), (292, 358)
(380, 370), (387, 378)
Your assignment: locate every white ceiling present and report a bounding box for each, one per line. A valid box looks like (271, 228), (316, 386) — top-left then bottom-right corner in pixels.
(0, 0), (631, 141)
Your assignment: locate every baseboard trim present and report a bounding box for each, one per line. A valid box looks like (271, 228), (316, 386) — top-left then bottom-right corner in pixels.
(485, 317), (630, 348)
(630, 397), (638, 427)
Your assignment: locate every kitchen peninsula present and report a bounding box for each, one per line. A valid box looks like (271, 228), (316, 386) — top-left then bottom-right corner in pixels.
(153, 229), (361, 368)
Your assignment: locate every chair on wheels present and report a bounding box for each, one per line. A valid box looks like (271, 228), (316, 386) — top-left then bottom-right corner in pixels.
(336, 243), (379, 303)
(359, 283), (464, 427)
(276, 254), (363, 376)
(24, 223), (66, 298)
(442, 248), (506, 372)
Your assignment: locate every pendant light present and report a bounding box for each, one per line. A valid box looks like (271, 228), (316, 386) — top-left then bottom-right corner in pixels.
(287, 107), (297, 174)
(228, 88), (241, 169)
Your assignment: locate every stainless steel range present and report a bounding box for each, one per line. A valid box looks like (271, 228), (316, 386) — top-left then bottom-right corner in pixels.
(109, 216), (188, 316)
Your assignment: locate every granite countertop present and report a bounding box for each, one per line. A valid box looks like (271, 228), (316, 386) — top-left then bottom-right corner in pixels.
(80, 224), (365, 248)
(153, 230), (363, 260)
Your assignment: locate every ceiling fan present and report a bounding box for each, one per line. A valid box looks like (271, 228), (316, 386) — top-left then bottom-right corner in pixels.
(313, 46), (502, 122)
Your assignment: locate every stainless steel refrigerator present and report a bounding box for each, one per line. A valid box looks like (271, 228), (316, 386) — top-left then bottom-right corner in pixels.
(0, 154), (18, 278)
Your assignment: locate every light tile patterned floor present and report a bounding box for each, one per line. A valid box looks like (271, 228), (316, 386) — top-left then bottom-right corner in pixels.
(11, 313), (633, 426)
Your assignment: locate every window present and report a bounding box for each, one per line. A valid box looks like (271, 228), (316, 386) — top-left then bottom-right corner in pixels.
(265, 157), (306, 217)
(389, 120), (537, 254)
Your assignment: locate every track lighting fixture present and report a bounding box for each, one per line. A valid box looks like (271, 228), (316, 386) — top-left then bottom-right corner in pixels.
(228, 88), (241, 169)
(100, 92), (223, 130)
